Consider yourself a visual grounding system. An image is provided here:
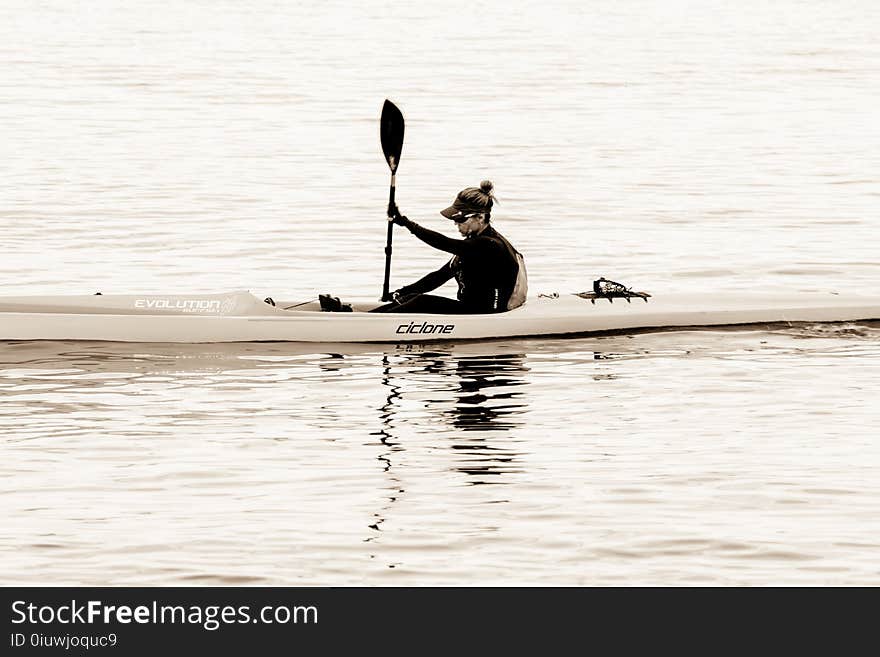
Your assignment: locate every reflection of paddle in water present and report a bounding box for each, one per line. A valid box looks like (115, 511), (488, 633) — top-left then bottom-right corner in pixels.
(366, 349), (532, 551)
(364, 355), (405, 549)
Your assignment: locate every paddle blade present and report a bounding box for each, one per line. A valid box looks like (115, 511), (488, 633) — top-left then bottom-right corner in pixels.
(380, 99), (404, 173)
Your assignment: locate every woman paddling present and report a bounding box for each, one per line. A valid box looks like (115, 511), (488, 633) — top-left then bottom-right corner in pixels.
(374, 180), (527, 314)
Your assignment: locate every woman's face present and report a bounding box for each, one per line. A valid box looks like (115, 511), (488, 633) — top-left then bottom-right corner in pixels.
(455, 213), (486, 237)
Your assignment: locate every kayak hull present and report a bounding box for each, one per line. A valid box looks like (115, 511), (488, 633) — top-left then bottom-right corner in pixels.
(0, 291), (878, 343)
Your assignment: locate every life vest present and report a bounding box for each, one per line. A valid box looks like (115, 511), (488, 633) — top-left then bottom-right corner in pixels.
(507, 251), (528, 310)
(490, 229), (527, 311)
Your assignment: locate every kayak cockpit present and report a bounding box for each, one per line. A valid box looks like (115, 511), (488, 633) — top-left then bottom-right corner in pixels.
(273, 299), (382, 314)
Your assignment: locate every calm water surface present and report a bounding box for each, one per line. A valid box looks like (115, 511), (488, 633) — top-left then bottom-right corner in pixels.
(1, 0), (879, 584)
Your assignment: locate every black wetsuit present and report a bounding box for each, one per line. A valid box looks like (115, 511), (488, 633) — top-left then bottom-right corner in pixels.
(381, 220), (521, 314)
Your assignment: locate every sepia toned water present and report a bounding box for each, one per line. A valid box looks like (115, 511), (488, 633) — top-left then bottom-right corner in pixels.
(1, 0), (879, 585)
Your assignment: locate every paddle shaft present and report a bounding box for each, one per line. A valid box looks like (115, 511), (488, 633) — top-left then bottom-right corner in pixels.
(382, 177), (396, 301)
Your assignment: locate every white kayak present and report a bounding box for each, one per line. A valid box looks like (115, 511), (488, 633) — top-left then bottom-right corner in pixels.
(0, 289), (878, 343)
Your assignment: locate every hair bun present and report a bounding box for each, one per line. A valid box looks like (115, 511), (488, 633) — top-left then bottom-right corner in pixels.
(480, 180), (494, 195)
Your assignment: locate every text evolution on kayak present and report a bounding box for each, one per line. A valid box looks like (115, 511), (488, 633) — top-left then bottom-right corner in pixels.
(134, 299), (225, 313)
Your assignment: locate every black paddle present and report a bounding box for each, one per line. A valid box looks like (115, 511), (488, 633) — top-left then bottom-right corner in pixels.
(380, 99), (405, 302)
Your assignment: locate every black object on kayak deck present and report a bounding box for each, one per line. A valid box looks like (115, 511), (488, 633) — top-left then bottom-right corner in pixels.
(575, 277), (652, 304)
(319, 294), (352, 312)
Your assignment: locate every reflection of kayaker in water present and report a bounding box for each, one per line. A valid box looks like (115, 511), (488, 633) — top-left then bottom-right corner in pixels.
(374, 180), (528, 314)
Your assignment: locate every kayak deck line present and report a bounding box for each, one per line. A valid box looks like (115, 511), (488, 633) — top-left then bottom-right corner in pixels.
(1, 290), (879, 343)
